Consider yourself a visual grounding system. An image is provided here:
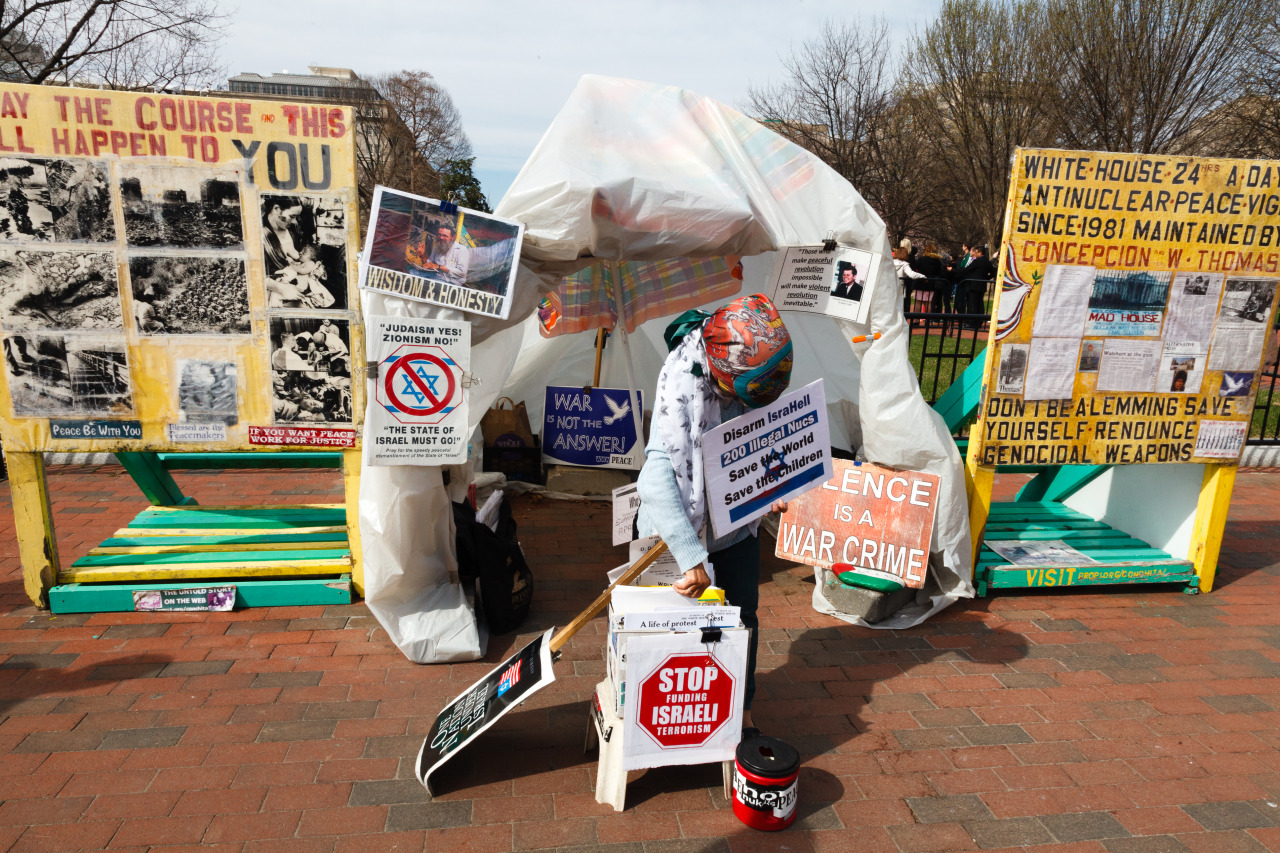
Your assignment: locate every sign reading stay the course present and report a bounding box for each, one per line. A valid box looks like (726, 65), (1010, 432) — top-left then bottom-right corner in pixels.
(702, 379), (832, 537)
(542, 386), (644, 469)
(776, 460), (940, 589)
(367, 315), (469, 466)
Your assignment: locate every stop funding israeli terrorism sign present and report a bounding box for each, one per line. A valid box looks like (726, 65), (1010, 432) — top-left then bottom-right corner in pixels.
(637, 654), (735, 748)
(622, 631), (747, 771)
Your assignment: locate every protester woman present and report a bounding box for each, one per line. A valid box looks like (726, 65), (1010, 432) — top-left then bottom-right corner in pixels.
(635, 293), (792, 737)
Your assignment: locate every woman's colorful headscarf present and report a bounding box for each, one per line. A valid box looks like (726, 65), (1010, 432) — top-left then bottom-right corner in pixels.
(702, 293), (793, 407)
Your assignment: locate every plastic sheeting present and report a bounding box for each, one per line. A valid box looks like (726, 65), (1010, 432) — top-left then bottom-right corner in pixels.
(359, 75), (973, 662)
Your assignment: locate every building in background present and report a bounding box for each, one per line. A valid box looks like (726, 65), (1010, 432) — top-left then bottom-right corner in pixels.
(228, 66), (422, 224)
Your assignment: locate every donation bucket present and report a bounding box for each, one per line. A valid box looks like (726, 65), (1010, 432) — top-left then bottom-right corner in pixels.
(732, 735), (800, 831)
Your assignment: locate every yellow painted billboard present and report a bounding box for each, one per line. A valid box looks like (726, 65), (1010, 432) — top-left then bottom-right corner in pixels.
(0, 82), (363, 453)
(973, 148), (1280, 467)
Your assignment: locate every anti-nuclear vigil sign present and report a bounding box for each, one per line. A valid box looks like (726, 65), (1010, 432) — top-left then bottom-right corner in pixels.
(702, 380), (832, 537)
(974, 148), (1280, 468)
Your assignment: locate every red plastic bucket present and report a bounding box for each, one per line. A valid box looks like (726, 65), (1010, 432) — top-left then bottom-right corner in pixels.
(732, 736), (800, 831)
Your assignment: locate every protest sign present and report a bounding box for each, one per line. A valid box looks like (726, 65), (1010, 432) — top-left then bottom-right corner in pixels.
(541, 386), (643, 469)
(612, 483), (640, 546)
(0, 82), (363, 455)
(767, 245), (879, 325)
(974, 148), (1280, 467)
(416, 628), (555, 794)
(622, 630), (747, 771)
(702, 380), (832, 537)
(360, 186), (522, 320)
(366, 316), (469, 465)
(776, 460), (940, 589)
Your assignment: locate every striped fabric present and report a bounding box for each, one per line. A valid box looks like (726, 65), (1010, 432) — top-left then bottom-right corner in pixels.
(538, 256), (742, 337)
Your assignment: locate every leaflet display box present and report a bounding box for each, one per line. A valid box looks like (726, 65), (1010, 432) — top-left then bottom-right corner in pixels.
(604, 601), (741, 715)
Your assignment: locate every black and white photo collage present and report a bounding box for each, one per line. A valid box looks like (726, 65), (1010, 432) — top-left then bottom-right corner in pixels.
(0, 154), (356, 428)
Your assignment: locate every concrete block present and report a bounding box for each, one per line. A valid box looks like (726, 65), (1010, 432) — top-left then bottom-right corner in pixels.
(820, 576), (915, 623)
(545, 464), (633, 496)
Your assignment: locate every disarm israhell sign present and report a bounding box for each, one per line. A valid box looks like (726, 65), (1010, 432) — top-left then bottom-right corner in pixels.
(701, 379), (831, 537)
(775, 459), (940, 589)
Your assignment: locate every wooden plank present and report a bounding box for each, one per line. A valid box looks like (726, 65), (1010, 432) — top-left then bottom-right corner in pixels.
(8, 452), (60, 607)
(96, 531), (348, 548)
(131, 511), (346, 530)
(91, 539), (348, 556)
(983, 514), (1116, 527)
(49, 575), (353, 613)
(114, 452), (193, 507)
(156, 452), (343, 470)
(1014, 465), (1110, 503)
(143, 503), (345, 512)
(113, 525), (347, 538)
(59, 560), (352, 584)
(1188, 463), (1237, 593)
(73, 548), (351, 568)
(981, 528), (1132, 541)
(984, 564), (1196, 589)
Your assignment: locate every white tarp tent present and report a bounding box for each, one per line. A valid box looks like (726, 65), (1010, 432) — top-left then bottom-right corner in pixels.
(359, 75), (973, 663)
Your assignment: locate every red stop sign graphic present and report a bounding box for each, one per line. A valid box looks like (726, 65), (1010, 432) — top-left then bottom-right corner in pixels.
(637, 653), (736, 748)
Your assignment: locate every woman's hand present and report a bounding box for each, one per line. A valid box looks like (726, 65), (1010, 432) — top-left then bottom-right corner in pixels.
(674, 564), (711, 599)
(770, 499), (789, 514)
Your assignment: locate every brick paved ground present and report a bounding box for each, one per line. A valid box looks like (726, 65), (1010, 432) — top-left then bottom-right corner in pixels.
(1, 464), (1279, 852)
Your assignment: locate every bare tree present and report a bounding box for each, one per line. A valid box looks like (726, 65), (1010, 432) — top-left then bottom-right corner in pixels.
(0, 0), (227, 90)
(904, 0), (1054, 250)
(745, 19), (894, 194)
(353, 70), (473, 221)
(1218, 8), (1280, 158)
(1044, 0), (1265, 155)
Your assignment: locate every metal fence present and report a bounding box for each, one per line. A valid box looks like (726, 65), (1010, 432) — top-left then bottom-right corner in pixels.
(904, 312), (989, 406)
(1252, 346), (1280, 444)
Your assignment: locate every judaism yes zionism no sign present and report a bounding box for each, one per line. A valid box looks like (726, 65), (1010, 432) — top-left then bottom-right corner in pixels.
(366, 316), (469, 465)
(702, 379), (832, 537)
(975, 148), (1280, 467)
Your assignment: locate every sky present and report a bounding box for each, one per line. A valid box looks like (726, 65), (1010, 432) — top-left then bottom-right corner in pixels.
(221, 0), (939, 206)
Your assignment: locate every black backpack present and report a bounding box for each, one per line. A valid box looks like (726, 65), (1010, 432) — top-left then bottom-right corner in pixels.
(452, 498), (533, 635)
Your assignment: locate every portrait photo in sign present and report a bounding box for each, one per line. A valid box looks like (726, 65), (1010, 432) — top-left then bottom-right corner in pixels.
(831, 255), (866, 302)
(0, 157), (113, 243)
(269, 316), (352, 425)
(260, 194), (349, 311)
(128, 255), (250, 335)
(0, 249), (122, 331)
(4, 333), (131, 416)
(176, 359), (238, 425)
(361, 186), (522, 319)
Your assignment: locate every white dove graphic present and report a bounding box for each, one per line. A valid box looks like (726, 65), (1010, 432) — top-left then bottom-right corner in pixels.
(1221, 373), (1250, 396)
(603, 395), (631, 425)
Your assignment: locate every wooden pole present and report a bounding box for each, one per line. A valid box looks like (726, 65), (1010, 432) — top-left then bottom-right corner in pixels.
(592, 328), (606, 388)
(9, 451), (60, 607)
(549, 540), (668, 653)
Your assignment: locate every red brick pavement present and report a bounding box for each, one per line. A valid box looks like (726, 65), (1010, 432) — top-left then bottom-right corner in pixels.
(0, 464), (1279, 852)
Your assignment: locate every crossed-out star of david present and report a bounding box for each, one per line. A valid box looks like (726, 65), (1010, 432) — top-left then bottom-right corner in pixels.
(399, 363), (441, 404)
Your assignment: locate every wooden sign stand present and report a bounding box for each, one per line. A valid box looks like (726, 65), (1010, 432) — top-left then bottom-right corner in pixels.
(961, 147), (1278, 596)
(12, 449), (364, 612)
